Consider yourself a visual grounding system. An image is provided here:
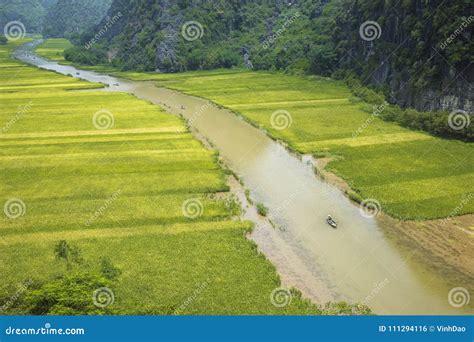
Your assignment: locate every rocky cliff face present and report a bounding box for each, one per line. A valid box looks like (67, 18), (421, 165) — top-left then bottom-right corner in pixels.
(43, 0), (112, 38)
(92, 0), (298, 71)
(332, 0), (473, 112)
(89, 0), (472, 112)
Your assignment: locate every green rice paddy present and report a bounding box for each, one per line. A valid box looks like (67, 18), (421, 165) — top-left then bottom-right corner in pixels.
(36, 39), (474, 219)
(35, 38), (72, 62)
(117, 70), (473, 220)
(1, 40), (319, 314)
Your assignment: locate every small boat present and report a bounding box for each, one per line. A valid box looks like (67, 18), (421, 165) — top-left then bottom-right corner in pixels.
(326, 216), (337, 228)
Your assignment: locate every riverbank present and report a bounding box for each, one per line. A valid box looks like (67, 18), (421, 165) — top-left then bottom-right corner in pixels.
(26, 39), (473, 314)
(1, 39), (328, 315)
(314, 158), (474, 286)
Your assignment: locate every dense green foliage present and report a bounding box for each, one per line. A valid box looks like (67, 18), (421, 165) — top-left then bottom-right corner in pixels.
(257, 203), (269, 217)
(43, 0), (112, 38)
(338, 72), (474, 141)
(24, 272), (113, 315)
(64, 45), (108, 65)
(323, 0), (473, 107)
(64, 0), (472, 140)
(68, 0), (472, 83)
(0, 0), (51, 33)
(16, 241), (119, 315)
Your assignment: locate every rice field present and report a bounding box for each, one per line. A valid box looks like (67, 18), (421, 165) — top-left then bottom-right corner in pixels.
(35, 38), (72, 62)
(0, 40), (320, 314)
(116, 70), (473, 220)
(35, 40), (473, 219)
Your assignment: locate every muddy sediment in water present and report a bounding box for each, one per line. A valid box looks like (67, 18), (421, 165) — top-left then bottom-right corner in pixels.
(314, 157), (474, 286)
(14, 41), (473, 314)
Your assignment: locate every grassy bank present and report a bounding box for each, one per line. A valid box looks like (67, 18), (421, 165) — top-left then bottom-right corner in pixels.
(1, 39), (333, 315)
(119, 70), (473, 220)
(36, 39), (474, 220)
(35, 38), (72, 62)
(36, 39), (473, 220)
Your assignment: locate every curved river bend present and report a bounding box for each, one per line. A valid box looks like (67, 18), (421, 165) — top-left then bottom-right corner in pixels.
(14, 41), (470, 314)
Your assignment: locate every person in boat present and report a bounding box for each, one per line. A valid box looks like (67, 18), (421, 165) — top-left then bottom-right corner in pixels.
(327, 215), (337, 227)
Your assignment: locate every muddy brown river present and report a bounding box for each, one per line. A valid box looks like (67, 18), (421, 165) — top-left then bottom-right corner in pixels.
(14, 40), (471, 314)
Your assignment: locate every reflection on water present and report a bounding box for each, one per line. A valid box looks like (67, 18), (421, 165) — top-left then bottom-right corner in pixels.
(14, 41), (472, 314)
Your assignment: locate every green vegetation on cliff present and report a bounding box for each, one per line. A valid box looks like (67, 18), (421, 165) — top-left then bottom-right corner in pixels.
(62, 0), (472, 140)
(43, 0), (112, 38)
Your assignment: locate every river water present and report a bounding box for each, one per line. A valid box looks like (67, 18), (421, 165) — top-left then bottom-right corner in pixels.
(14, 41), (470, 314)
